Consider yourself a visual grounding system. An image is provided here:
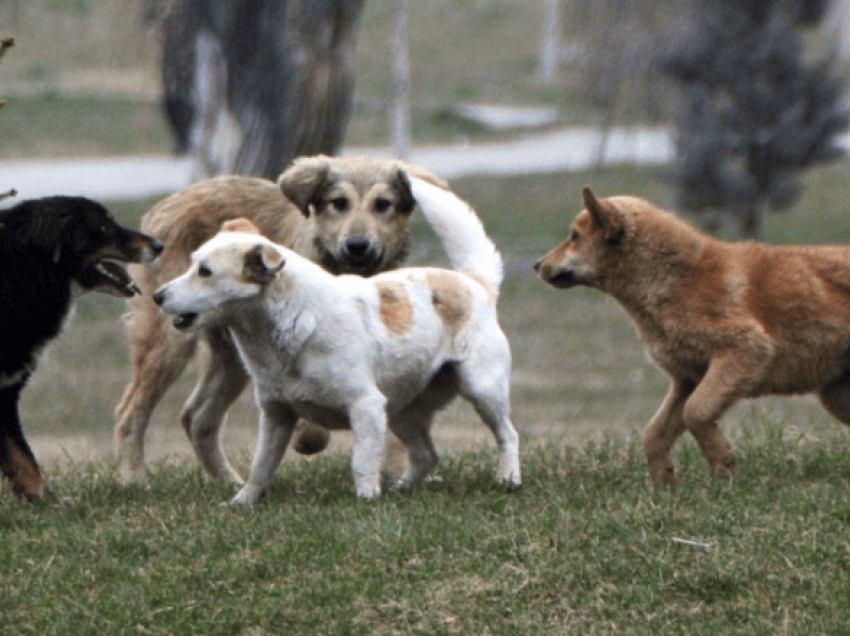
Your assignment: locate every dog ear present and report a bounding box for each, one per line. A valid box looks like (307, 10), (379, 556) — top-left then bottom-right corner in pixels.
(243, 244), (285, 284)
(583, 186), (624, 245)
(391, 168), (417, 214)
(394, 164), (451, 215)
(278, 155), (333, 218)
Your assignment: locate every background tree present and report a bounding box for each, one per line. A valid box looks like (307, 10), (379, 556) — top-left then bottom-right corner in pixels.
(0, 36), (12, 108)
(661, 0), (848, 239)
(147, 0), (366, 180)
(1, 37), (16, 202)
(563, 0), (686, 168)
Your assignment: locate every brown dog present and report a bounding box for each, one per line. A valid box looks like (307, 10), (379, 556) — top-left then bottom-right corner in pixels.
(535, 186), (850, 486)
(114, 155), (447, 486)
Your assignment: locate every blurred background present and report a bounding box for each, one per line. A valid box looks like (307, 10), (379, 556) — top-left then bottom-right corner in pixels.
(3, 0), (850, 476)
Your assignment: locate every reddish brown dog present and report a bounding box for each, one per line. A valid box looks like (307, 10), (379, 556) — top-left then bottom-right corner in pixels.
(535, 186), (850, 486)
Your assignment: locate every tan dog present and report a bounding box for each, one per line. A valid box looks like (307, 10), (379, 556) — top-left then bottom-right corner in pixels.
(535, 186), (850, 486)
(153, 177), (521, 504)
(114, 155), (447, 486)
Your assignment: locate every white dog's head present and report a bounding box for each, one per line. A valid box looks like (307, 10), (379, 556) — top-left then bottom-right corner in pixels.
(153, 219), (285, 330)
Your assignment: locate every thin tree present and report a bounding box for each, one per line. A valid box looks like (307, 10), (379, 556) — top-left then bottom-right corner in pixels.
(566, 0), (684, 168)
(662, 0), (848, 239)
(1, 37), (16, 202)
(149, 0), (366, 180)
(391, 0), (411, 159)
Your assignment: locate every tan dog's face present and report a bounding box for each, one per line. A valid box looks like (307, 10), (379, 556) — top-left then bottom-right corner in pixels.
(534, 187), (624, 289)
(153, 224), (284, 331)
(278, 155), (424, 276)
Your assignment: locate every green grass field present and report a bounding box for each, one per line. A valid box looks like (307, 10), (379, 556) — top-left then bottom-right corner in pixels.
(3, 434), (850, 635)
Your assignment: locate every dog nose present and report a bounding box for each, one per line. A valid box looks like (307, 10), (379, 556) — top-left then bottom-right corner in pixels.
(152, 289), (165, 306)
(344, 237), (372, 258)
(533, 260), (541, 272)
(151, 239), (165, 255)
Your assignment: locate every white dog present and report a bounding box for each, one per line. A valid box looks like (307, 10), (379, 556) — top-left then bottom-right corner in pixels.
(153, 176), (521, 504)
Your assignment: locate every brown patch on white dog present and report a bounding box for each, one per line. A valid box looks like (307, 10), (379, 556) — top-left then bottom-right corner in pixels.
(376, 281), (414, 337)
(426, 272), (472, 335)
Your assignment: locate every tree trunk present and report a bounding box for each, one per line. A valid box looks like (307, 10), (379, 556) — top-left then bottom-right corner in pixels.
(739, 200), (764, 242)
(538, 0), (561, 83)
(391, 0), (411, 159)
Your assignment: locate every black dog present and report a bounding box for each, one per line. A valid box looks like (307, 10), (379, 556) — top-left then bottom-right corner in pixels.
(0, 196), (163, 500)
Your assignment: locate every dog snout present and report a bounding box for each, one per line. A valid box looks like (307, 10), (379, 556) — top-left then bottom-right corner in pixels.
(533, 259), (541, 272)
(152, 288), (166, 306)
(343, 236), (374, 260)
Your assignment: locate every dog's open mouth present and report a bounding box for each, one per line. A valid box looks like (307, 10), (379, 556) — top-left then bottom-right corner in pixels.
(544, 271), (577, 288)
(87, 259), (141, 297)
(173, 313), (198, 330)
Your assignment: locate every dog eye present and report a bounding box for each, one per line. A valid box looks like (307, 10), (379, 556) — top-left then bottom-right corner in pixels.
(198, 264), (212, 278)
(374, 198), (391, 213)
(331, 197), (349, 212)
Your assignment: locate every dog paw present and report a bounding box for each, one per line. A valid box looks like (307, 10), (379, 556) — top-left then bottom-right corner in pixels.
(119, 469), (149, 488)
(292, 422), (331, 455)
(712, 457), (737, 479)
(230, 486), (265, 507)
(354, 482), (381, 499)
(504, 478), (523, 492)
(496, 462), (522, 491)
(648, 461), (677, 487)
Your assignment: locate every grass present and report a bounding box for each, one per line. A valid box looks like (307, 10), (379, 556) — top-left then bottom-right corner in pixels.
(0, 93), (169, 159)
(2, 433), (850, 635)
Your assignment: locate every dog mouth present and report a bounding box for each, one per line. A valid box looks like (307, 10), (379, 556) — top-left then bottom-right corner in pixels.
(319, 238), (386, 277)
(173, 313), (199, 330)
(543, 271), (578, 289)
(85, 258), (141, 297)
(339, 260), (381, 276)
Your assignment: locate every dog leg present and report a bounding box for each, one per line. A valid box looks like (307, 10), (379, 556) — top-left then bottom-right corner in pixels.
(457, 367), (522, 490)
(682, 356), (747, 479)
(232, 401), (297, 506)
(181, 327), (249, 485)
(0, 382), (52, 500)
(389, 407), (439, 492)
(115, 304), (198, 485)
(643, 379), (692, 486)
(469, 401), (522, 490)
(349, 393), (388, 499)
(818, 373), (850, 424)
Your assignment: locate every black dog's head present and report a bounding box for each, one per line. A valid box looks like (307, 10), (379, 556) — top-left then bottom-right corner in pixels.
(3, 196), (164, 297)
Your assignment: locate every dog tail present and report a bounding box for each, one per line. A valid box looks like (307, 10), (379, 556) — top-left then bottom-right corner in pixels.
(410, 177), (503, 294)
